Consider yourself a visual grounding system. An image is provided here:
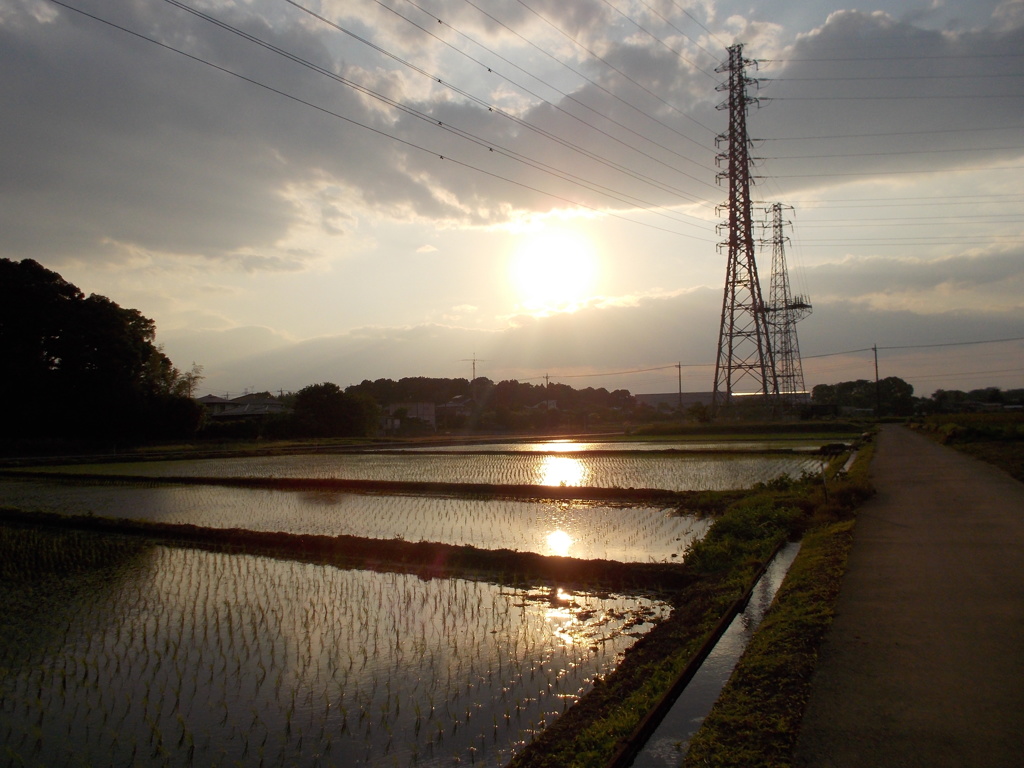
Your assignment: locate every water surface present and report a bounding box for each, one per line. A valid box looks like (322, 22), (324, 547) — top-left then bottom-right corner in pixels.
(0, 525), (668, 767)
(0, 478), (707, 562)
(28, 451), (824, 492)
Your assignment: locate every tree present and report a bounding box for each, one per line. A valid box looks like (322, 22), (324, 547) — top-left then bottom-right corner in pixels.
(291, 383), (379, 437)
(811, 376), (915, 416)
(175, 363), (205, 398)
(0, 258), (201, 438)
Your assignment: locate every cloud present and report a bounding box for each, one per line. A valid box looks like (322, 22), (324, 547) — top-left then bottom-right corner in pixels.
(182, 282), (1022, 397)
(756, 9), (1024, 193)
(803, 247), (1024, 310)
(2, 0), (1021, 399)
(2, 1), (1019, 273)
(160, 325), (295, 367)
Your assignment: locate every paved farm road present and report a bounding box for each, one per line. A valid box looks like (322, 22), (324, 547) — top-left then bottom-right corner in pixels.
(795, 424), (1024, 768)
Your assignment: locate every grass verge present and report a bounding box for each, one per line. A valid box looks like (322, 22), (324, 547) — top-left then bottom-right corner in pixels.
(679, 439), (875, 767)
(682, 520), (855, 766)
(909, 412), (1024, 482)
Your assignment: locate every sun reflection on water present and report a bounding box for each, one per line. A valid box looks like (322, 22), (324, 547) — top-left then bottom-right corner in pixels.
(546, 529), (573, 557)
(544, 587), (577, 645)
(539, 455), (587, 486)
(542, 440), (582, 453)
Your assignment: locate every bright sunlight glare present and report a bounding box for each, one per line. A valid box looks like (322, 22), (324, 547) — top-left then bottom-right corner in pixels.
(546, 530), (573, 557)
(509, 229), (598, 312)
(539, 455), (587, 487)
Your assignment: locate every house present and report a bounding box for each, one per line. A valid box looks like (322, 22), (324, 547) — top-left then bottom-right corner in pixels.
(196, 394), (290, 420)
(435, 395), (476, 430)
(384, 402), (437, 432)
(195, 394), (234, 415)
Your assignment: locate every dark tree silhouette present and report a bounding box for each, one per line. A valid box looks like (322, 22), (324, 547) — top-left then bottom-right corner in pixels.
(811, 376), (915, 416)
(0, 258), (201, 438)
(291, 382), (379, 437)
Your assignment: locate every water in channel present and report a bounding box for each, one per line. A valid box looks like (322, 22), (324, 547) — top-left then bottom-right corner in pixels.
(629, 542), (802, 767)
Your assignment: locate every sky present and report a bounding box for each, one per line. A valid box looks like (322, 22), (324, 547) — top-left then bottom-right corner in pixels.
(2, 0), (1022, 398)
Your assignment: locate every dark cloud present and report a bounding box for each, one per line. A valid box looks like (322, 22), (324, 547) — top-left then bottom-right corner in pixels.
(2, 1), (1019, 268)
(803, 247), (1024, 299)
(755, 10), (1024, 192)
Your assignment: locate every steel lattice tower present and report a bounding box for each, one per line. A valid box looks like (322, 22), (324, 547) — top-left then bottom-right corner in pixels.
(764, 203), (812, 405)
(712, 44), (775, 413)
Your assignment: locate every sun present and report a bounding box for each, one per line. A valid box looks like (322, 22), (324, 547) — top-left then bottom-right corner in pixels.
(509, 228), (598, 311)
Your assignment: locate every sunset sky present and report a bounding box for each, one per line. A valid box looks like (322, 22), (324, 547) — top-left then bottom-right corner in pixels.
(3, 0), (1022, 397)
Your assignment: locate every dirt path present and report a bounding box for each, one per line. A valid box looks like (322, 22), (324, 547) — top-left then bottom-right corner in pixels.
(794, 424), (1024, 767)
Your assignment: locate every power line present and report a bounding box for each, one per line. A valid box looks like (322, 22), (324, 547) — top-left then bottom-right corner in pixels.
(765, 145), (1024, 160)
(161, 0), (722, 220)
(763, 52), (1024, 63)
(878, 336), (1024, 352)
(776, 194), (1024, 207)
(519, 338), (1024, 386)
(511, 0), (719, 136)
(453, 0), (716, 154)
(592, 0), (719, 80)
(172, 0), (720, 226)
(324, 0), (722, 188)
(797, 214), (1024, 225)
(905, 367), (1024, 382)
(665, 0), (728, 51)
(48, 0), (713, 240)
(769, 94), (1023, 102)
(799, 235), (1021, 243)
(179, 0), (716, 226)
(767, 73), (1024, 82)
(766, 125), (1022, 141)
(612, 0), (722, 65)
(773, 164), (1024, 179)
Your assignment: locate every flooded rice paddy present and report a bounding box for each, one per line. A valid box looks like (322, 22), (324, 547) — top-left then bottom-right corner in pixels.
(0, 526), (667, 767)
(392, 439), (827, 453)
(30, 449), (824, 492)
(0, 478), (708, 562)
(0, 439), (826, 765)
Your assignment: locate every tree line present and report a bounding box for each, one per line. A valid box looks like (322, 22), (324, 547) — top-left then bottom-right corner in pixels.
(5, 258), (1017, 444)
(811, 378), (1023, 417)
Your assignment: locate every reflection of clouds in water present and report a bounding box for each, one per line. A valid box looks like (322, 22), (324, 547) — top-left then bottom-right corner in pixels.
(546, 529), (573, 557)
(539, 455), (587, 486)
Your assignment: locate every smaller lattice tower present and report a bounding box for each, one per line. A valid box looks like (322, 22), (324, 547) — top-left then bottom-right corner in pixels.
(764, 203), (811, 405)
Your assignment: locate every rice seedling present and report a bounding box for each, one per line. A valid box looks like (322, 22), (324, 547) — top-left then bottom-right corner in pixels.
(0, 522), (668, 766)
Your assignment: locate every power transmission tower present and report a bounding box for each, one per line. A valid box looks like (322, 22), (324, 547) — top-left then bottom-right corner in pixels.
(763, 203), (812, 407)
(712, 44), (776, 414)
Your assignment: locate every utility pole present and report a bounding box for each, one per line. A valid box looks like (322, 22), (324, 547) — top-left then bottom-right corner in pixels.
(460, 353), (486, 383)
(711, 44), (776, 416)
(764, 202), (811, 408)
(460, 352), (487, 407)
(873, 344), (881, 416)
(677, 363), (683, 412)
